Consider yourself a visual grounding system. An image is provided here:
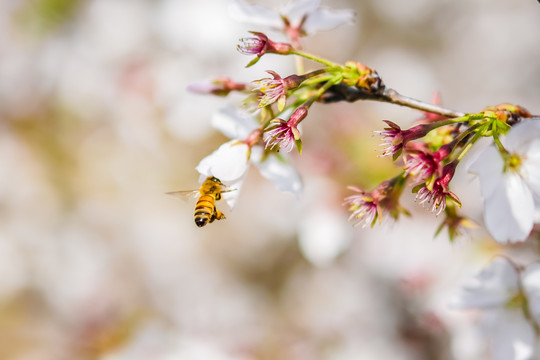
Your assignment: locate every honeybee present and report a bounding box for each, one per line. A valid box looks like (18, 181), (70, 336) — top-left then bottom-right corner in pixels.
(167, 176), (233, 227)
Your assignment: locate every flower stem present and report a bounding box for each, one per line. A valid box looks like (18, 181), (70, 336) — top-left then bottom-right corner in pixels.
(454, 126), (485, 162)
(492, 131), (507, 154)
(291, 50), (341, 68)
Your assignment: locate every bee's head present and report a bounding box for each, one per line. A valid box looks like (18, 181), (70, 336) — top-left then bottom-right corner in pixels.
(208, 176), (223, 185)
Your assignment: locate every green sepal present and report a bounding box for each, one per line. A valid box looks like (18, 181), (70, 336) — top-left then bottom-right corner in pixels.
(446, 192), (462, 208)
(492, 118), (512, 136)
(277, 95), (286, 112)
(246, 56), (261, 68)
(434, 221), (445, 238)
(411, 183), (424, 194)
(424, 175), (436, 191)
(295, 138), (303, 154)
(391, 148), (402, 161)
(291, 126), (301, 141)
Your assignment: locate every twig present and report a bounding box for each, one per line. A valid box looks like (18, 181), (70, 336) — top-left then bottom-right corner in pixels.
(319, 84), (466, 118)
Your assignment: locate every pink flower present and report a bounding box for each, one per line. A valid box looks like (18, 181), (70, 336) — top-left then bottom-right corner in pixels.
(405, 142), (453, 182)
(344, 176), (409, 227)
(376, 120), (436, 159)
(416, 161), (461, 215)
(187, 77), (246, 97)
(237, 32), (293, 67)
(343, 187), (378, 227)
(252, 71), (305, 110)
(264, 105), (308, 153)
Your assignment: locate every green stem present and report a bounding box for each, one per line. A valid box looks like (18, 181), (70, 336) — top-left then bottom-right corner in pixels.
(492, 132), (507, 154)
(295, 56), (305, 75)
(454, 128), (484, 162)
(291, 50), (341, 68)
(429, 116), (470, 130)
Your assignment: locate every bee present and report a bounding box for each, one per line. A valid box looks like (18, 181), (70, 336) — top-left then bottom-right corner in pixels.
(167, 176), (233, 227)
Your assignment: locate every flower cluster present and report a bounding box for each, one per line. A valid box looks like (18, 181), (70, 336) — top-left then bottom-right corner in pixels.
(181, 1), (540, 359)
(186, 0), (540, 248)
(343, 102), (538, 243)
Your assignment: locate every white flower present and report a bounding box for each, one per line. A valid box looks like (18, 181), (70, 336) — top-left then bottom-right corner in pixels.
(228, 0), (355, 36)
(196, 105), (302, 209)
(469, 120), (540, 243)
(452, 258), (539, 360)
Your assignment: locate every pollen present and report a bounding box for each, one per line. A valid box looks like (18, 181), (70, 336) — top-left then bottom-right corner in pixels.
(505, 153), (523, 173)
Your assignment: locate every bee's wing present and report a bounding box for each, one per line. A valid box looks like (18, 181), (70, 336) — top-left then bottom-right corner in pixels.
(219, 188), (239, 210)
(166, 190), (200, 201)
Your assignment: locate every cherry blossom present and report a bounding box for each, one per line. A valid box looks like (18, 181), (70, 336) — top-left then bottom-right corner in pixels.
(452, 257), (540, 360)
(229, 0), (355, 41)
(344, 175), (409, 227)
(252, 70), (305, 110)
(264, 105), (307, 153)
(416, 160), (461, 215)
(376, 120), (437, 159)
(196, 105), (302, 208)
(236, 32), (293, 66)
(187, 77), (246, 97)
(405, 142), (453, 182)
(469, 120), (540, 243)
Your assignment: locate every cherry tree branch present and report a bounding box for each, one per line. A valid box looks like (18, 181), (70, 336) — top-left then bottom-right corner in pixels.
(319, 83), (466, 118)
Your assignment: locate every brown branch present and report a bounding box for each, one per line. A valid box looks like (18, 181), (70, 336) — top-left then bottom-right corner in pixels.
(319, 84), (465, 118)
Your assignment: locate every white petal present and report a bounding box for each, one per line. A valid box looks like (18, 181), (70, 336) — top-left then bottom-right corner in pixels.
(281, 0), (320, 24)
(302, 7), (355, 34)
(228, 0), (283, 30)
(468, 145), (504, 199)
(196, 141), (250, 183)
(506, 120), (540, 153)
(486, 310), (535, 360)
(521, 263), (540, 326)
(211, 105), (258, 140)
(452, 257), (519, 309)
(521, 139), (540, 197)
(221, 175), (246, 210)
(483, 173), (534, 243)
(251, 147), (302, 195)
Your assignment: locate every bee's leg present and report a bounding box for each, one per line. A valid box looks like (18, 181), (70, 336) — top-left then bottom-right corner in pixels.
(215, 209), (226, 221)
(209, 207), (226, 223)
(215, 192), (222, 201)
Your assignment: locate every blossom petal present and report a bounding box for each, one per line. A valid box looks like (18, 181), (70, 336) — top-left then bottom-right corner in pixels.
(281, 0), (320, 24)
(211, 105), (258, 140)
(505, 119), (540, 152)
(521, 139), (540, 197)
(485, 309), (535, 360)
(483, 173), (534, 243)
(451, 257), (519, 309)
(196, 140), (250, 183)
(302, 7), (355, 34)
(251, 147), (302, 195)
(221, 175), (246, 210)
(521, 263), (540, 326)
(469, 145), (504, 199)
(228, 0), (283, 30)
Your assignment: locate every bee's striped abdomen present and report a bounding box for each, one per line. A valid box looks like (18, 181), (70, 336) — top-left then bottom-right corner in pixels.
(194, 194), (216, 227)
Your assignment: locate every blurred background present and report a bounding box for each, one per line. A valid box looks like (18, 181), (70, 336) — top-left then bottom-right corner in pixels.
(1, 0), (540, 359)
